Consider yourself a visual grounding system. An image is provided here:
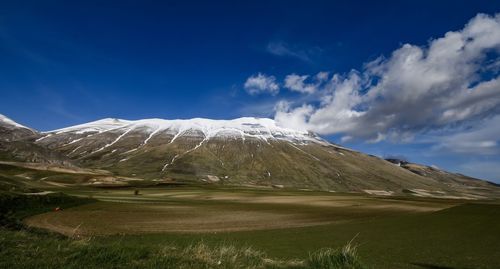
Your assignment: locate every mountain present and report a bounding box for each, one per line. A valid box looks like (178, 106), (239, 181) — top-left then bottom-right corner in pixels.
(0, 114), (37, 141)
(0, 114), (71, 165)
(27, 116), (498, 198)
(0, 114), (498, 198)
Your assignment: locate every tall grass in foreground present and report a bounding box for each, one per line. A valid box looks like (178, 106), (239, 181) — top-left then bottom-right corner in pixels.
(306, 242), (364, 269)
(0, 228), (365, 269)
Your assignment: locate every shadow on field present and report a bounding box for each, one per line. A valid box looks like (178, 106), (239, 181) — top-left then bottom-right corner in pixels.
(410, 262), (465, 269)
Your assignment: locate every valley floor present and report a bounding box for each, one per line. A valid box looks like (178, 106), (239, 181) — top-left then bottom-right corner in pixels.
(14, 186), (500, 268)
(25, 187), (454, 235)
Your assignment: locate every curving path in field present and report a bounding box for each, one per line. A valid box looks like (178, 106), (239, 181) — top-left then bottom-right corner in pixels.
(25, 189), (456, 236)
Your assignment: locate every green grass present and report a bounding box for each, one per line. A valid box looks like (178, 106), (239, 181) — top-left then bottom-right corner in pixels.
(88, 202), (500, 269)
(0, 192), (95, 229)
(0, 228), (366, 269)
(307, 243), (364, 269)
(24, 187), (453, 236)
(39, 186), (498, 268)
(0, 190), (366, 269)
(2, 185), (500, 268)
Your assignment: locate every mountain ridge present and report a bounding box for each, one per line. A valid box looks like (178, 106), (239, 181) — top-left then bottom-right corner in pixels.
(1, 113), (499, 199)
(41, 117), (328, 145)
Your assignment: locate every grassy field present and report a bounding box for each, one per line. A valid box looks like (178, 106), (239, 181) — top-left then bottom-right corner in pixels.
(1, 190), (367, 269)
(25, 187), (453, 235)
(1, 162), (499, 269)
(0, 227), (367, 269)
(14, 186), (500, 268)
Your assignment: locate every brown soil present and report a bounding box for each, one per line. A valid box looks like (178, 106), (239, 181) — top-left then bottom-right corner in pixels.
(25, 191), (453, 236)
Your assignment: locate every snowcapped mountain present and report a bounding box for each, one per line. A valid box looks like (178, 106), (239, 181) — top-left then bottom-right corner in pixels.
(1, 114), (498, 198)
(36, 117), (344, 181)
(44, 117), (327, 145)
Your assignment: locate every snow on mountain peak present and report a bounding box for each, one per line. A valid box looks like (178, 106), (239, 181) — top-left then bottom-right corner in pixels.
(0, 114), (32, 130)
(48, 117), (324, 143)
(50, 118), (132, 134)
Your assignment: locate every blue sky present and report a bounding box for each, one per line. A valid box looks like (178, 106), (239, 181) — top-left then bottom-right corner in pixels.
(1, 1), (500, 182)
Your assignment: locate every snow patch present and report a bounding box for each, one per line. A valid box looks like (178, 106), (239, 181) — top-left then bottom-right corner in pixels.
(45, 117), (325, 145)
(288, 143), (320, 161)
(206, 175), (220, 182)
(363, 190), (394, 196)
(162, 154), (180, 171)
(68, 145), (82, 156)
(0, 114), (32, 130)
(35, 134), (52, 142)
(143, 127), (161, 144)
(91, 127), (135, 154)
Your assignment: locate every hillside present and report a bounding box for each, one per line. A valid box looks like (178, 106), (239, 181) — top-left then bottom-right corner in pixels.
(0, 114), (72, 165)
(1, 114), (499, 198)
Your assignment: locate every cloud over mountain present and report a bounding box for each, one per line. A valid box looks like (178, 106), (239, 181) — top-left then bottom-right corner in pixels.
(283, 72), (328, 94)
(273, 13), (500, 152)
(244, 73), (280, 95)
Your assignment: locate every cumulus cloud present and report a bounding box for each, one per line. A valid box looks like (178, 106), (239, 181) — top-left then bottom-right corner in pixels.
(244, 73), (279, 95)
(284, 74), (314, 93)
(274, 101), (314, 132)
(274, 13), (500, 146)
(283, 72), (328, 94)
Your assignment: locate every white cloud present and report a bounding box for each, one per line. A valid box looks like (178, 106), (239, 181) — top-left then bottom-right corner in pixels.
(274, 101), (314, 132)
(274, 13), (500, 145)
(315, 71), (329, 82)
(244, 73), (279, 95)
(340, 136), (353, 143)
(284, 75), (313, 94)
(283, 72), (329, 94)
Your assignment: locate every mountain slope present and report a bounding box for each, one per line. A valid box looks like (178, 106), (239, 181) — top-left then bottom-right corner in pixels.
(0, 114), (71, 165)
(0, 114), (37, 141)
(32, 117), (499, 198)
